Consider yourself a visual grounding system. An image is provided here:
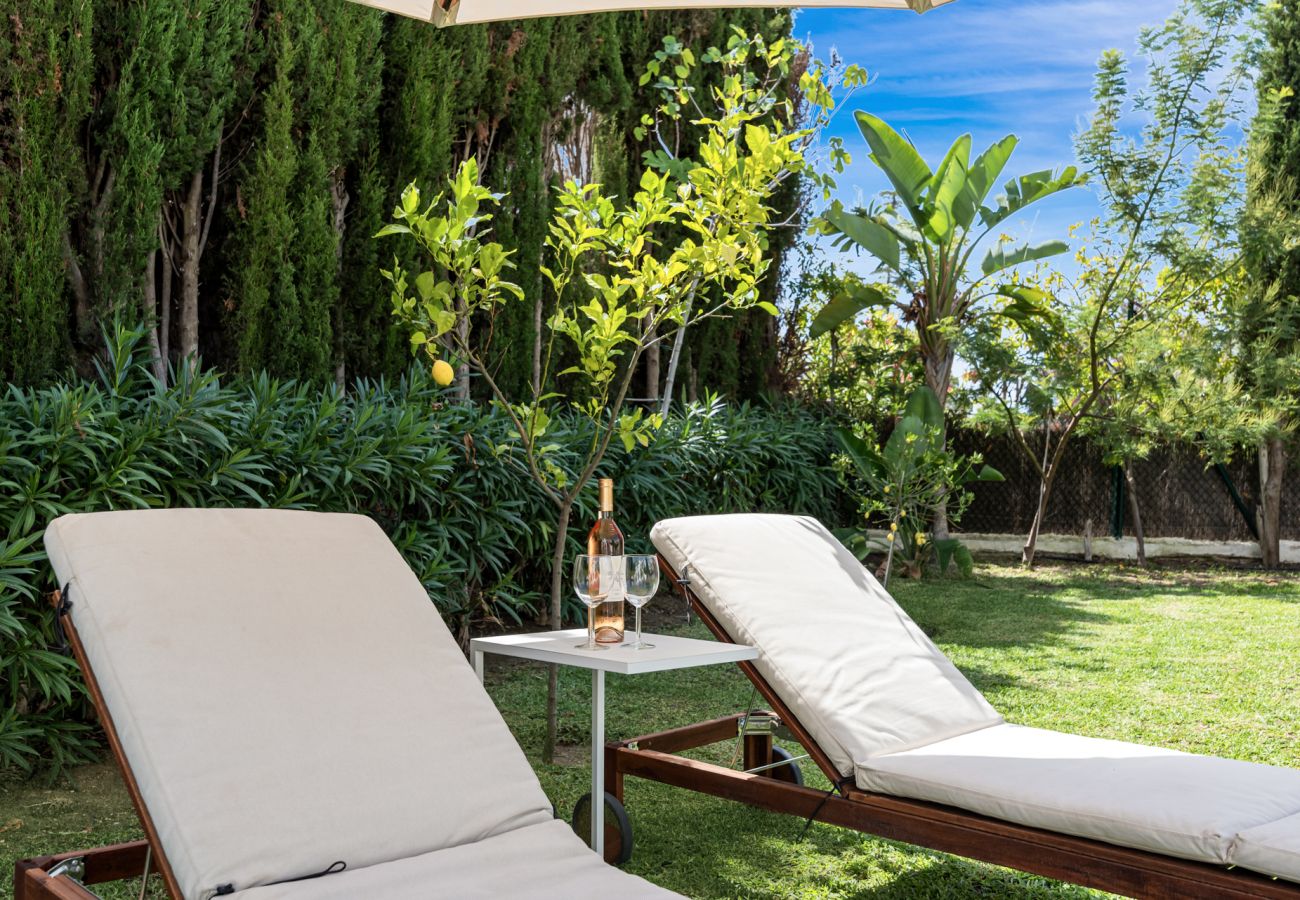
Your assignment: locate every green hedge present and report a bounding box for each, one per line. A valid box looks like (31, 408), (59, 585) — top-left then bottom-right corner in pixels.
(0, 330), (843, 773)
(1, 3), (793, 401)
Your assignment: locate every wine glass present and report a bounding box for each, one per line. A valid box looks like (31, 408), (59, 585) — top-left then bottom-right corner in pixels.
(624, 554), (660, 650)
(573, 555), (615, 651)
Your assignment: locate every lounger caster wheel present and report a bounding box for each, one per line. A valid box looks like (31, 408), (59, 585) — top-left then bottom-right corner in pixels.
(572, 791), (633, 865)
(765, 745), (804, 787)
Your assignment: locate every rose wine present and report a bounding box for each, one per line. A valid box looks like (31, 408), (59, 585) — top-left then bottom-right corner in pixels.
(588, 478), (625, 643)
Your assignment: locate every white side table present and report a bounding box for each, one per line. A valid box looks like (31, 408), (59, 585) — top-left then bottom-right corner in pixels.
(471, 627), (757, 859)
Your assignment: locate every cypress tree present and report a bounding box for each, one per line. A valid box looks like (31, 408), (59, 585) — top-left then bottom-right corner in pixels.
(231, 2), (385, 380)
(70, 0), (250, 375)
(0, 0), (93, 385)
(339, 143), (403, 379)
(293, 1), (384, 384)
(1242, 0), (1300, 567)
(234, 29), (301, 375)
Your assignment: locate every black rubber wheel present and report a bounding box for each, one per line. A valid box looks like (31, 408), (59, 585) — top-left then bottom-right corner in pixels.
(572, 791), (633, 865)
(765, 745), (804, 787)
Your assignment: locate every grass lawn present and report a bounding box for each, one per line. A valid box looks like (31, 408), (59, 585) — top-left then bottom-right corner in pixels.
(4, 561), (1299, 898)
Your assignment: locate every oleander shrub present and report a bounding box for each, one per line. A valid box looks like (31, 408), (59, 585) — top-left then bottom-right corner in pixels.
(0, 328), (841, 773)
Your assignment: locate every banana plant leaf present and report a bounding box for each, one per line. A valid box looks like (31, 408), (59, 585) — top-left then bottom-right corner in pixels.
(809, 283), (893, 338)
(981, 239), (1070, 276)
(980, 166), (1084, 229)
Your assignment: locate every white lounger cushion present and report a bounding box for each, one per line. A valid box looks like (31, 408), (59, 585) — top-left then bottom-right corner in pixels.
(651, 514), (1002, 774)
(1234, 813), (1300, 883)
(229, 819), (678, 899)
(45, 510), (557, 899)
(859, 723), (1300, 865)
(652, 513), (1300, 880)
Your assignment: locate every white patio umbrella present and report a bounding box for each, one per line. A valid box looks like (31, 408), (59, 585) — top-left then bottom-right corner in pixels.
(350, 0), (950, 27)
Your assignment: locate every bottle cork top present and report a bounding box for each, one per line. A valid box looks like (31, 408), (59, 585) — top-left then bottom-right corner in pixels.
(599, 478), (614, 512)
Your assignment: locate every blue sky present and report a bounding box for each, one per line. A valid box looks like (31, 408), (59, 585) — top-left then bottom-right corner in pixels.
(794, 0), (1181, 260)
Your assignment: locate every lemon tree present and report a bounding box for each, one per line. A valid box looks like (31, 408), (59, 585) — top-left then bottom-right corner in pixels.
(379, 31), (850, 761)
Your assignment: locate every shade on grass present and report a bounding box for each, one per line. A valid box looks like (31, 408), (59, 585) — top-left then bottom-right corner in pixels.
(3, 562), (1298, 898)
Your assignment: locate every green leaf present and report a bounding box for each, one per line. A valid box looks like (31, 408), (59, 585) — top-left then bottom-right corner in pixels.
(415, 271), (437, 302)
(400, 183), (421, 215)
(757, 301), (779, 316)
(934, 538), (974, 577)
(834, 427), (886, 481)
(992, 284), (1054, 324)
(834, 528), (875, 562)
(855, 111), (932, 222)
(925, 133), (971, 243)
(980, 166), (1084, 229)
(902, 385), (943, 430)
(976, 464), (1004, 482)
(808, 284), (893, 339)
(953, 135), (1017, 230)
(821, 205), (900, 271)
(981, 239), (1070, 276)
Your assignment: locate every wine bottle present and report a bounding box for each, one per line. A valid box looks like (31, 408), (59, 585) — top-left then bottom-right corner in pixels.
(587, 478), (625, 643)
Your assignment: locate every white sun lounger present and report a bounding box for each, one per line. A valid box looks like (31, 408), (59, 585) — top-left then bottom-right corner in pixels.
(19, 509), (680, 900)
(624, 513), (1300, 896)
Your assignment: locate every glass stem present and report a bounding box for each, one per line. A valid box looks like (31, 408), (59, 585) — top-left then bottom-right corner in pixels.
(588, 605), (596, 647)
(636, 606), (642, 646)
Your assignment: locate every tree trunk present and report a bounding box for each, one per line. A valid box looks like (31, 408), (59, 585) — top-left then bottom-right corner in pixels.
(542, 499), (574, 764)
(454, 303), (471, 400)
(178, 170), (203, 367)
(1023, 476), (1056, 568)
(61, 230), (94, 344)
(643, 318), (659, 402)
(931, 488), (951, 541)
(1023, 428), (1057, 568)
(923, 342), (957, 539)
(86, 165), (116, 343)
(1123, 461), (1146, 567)
(142, 246), (166, 384)
(160, 224), (173, 369)
(533, 294), (544, 396)
(1023, 479), (1050, 568)
(923, 341), (956, 408)
(659, 280), (699, 418)
(331, 167), (350, 393)
(1258, 437), (1285, 569)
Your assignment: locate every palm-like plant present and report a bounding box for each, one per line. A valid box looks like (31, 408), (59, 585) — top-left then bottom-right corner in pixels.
(814, 113), (1085, 405)
(813, 113), (1083, 534)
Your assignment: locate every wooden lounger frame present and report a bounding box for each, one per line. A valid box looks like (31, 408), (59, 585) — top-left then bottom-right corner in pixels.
(15, 591), (180, 900)
(602, 556), (1300, 900)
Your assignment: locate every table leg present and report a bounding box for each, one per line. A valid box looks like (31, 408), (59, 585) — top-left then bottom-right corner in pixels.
(591, 667), (605, 858)
(473, 649), (484, 684)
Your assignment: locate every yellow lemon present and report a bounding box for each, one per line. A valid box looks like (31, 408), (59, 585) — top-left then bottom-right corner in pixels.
(432, 359), (455, 387)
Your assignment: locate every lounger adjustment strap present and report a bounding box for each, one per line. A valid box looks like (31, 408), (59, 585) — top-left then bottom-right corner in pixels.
(797, 775), (854, 843)
(53, 583), (74, 655)
(266, 860), (347, 886)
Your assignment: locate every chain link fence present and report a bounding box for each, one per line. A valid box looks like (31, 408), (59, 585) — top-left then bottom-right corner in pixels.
(950, 430), (1299, 542)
